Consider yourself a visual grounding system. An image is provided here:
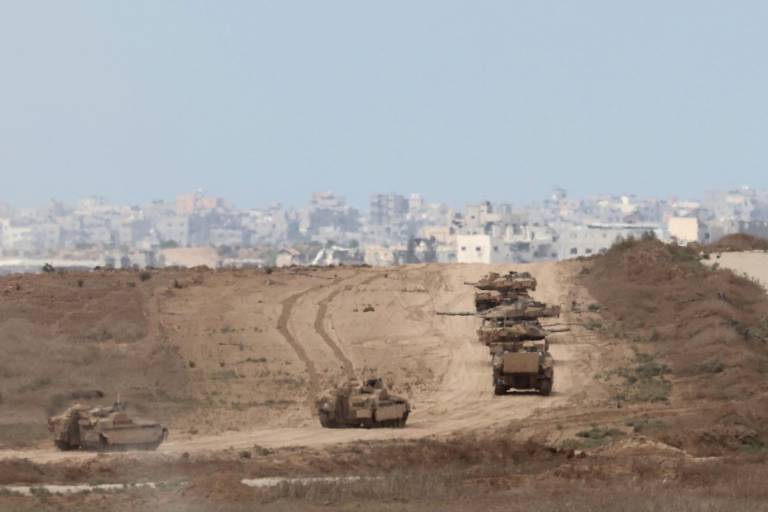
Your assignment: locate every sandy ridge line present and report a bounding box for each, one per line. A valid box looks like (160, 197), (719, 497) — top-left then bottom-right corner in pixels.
(313, 273), (381, 379)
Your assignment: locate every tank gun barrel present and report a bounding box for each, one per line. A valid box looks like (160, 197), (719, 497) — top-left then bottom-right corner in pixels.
(436, 311), (476, 316)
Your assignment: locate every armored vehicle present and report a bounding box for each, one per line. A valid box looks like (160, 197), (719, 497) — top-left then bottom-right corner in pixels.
(477, 320), (549, 347)
(48, 403), (168, 451)
(466, 272), (537, 312)
(473, 290), (507, 312)
(316, 378), (410, 428)
(492, 340), (553, 396)
(465, 271), (537, 293)
(481, 299), (561, 323)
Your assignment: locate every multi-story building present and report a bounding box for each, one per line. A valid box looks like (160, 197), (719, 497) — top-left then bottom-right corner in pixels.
(209, 228), (245, 247)
(155, 216), (190, 246)
(299, 192), (361, 239)
(176, 191), (226, 215)
(370, 193), (409, 226)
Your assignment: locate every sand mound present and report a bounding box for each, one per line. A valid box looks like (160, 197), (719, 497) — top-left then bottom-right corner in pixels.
(708, 233), (768, 253)
(583, 238), (768, 455)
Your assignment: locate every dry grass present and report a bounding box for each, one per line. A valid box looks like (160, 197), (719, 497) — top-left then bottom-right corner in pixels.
(7, 457), (768, 512)
(706, 234), (768, 253)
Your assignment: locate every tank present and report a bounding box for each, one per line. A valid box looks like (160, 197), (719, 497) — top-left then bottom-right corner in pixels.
(492, 340), (554, 396)
(466, 272), (538, 312)
(315, 378), (410, 428)
(465, 271), (537, 293)
(474, 290), (510, 312)
(480, 299), (561, 322)
(48, 403), (168, 451)
(477, 320), (549, 346)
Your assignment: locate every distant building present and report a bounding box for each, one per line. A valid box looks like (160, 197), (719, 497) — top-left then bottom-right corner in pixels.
(556, 223), (663, 259)
(405, 238), (437, 264)
(436, 244), (457, 263)
(668, 217), (702, 244)
(456, 234), (504, 264)
(208, 228), (244, 247)
(370, 193), (409, 226)
(462, 202), (499, 232)
(160, 247), (219, 268)
(0, 221), (34, 254)
(456, 233), (554, 264)
(363, 245), (398, 267)
(300, 192), (360, 237)
(176, 191), (225, 215)
(737, 220), (768, 240)
(156, 216), (190, 246)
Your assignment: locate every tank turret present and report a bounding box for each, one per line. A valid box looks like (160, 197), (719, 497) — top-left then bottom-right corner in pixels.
(480, 299), (561, 322)
(477, 320), (549, 346)
(465, 271), (538, 311)
(464, 271), (537, 293)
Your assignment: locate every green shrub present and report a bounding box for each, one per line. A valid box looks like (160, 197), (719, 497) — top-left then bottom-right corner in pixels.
(697, 360), (725, 374)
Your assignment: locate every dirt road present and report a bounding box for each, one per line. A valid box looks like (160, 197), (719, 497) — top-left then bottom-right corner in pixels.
(0, 262), (601, 463)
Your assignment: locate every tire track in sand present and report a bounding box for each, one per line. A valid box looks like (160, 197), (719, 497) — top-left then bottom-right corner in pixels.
(313, 273), (381, 379)
(277, 285), (327, 411)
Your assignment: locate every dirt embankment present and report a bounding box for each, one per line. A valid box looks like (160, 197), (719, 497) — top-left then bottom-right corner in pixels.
(706, 233), (768, 253)
(4, 437), (768, 512)
(0, 269), (191, 447)
(582, 238), (768, 455)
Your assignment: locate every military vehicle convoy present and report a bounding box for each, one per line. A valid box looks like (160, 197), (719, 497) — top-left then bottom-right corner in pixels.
(48, 403), (168, 451)
(466, 271), (559, 397)
(316, 378), (410, 428)
(465, 271), (537, 312)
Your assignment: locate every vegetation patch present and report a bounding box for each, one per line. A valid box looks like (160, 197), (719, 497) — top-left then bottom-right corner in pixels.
(706, 233), (768, 253)
(578, 427), (624, 442)
(613, 352), (670, 403)
(582, 235), (768, 454)
(625, 417), (667, 434)
(696, 360), (726, 374)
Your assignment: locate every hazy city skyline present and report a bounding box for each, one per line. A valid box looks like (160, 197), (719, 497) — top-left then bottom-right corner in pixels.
(2, 1), (767, 209)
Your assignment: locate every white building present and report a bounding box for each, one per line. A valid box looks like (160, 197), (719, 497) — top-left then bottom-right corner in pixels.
(456, 234), (507, 263)
(0, 221), (34, 254)
(667, 217), (702, 244)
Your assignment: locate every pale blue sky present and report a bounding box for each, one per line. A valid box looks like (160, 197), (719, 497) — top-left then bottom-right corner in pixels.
(1, 1), (766, 209)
